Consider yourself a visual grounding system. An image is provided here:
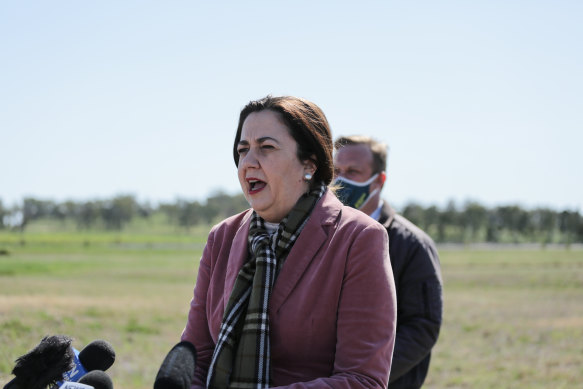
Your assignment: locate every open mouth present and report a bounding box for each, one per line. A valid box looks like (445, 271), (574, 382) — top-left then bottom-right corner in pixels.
(247, 178), (266, 194)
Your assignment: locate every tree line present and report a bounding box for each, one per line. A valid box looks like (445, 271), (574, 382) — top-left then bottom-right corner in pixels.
(0, 193), (248, 232)
(401, 200), (582, 245)
(1, 194), (582, 244)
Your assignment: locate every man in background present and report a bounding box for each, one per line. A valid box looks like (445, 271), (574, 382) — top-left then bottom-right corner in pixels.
(333, 135), (443, 389)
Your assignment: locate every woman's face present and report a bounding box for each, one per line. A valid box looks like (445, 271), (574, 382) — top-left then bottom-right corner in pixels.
(237, 110), (314, 223)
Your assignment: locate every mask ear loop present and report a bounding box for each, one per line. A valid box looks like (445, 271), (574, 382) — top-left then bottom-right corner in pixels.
(335, 173), (379, 187)
(357, 187), (380, 210)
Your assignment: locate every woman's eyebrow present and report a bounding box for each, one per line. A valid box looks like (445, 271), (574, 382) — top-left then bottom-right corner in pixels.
(238, 136), (279, 146)
(257, 136), (279, 144)
(239, 136), (279, 144)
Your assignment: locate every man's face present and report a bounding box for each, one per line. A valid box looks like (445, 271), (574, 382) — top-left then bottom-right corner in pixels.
(334, 143), (385, 216)
(334, 144), (375, 182)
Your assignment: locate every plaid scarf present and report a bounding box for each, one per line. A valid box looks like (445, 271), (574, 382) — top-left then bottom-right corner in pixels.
(207, 183), (326, 389)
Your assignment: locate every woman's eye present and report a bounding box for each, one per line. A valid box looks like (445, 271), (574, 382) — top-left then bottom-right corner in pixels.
(237, 147), (248, 155)
(261, 145), (274, 150)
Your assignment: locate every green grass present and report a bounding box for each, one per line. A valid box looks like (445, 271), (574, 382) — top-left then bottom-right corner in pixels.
(425, 248), (583, 388)
(1, 229), (582, 388)
(0, 229), (202, 387)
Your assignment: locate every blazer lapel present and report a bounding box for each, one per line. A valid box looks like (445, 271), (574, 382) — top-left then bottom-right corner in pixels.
(269, 191), (341, 311)
(223, 210), (252, 309)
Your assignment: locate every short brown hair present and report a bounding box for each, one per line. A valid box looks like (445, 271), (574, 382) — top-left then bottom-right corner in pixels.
(334, 135), (388, 174)
(233, 95), (334, 188)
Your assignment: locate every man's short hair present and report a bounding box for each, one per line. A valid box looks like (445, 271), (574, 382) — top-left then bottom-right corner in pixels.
(334, 135), (388, 174)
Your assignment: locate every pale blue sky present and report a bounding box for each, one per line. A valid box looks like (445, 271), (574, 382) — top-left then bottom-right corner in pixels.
(1, 1), (581, 211)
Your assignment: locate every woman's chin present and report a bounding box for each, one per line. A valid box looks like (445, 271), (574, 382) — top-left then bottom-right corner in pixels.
(249, 201), (269, 216)
(248, 193), (271, 213)
(252, 207), (282, 223)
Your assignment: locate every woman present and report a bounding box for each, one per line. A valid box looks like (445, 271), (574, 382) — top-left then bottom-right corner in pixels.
(181, 95), (396, 388)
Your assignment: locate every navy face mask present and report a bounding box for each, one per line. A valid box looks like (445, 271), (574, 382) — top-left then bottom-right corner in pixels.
(333, 173), (379, 209)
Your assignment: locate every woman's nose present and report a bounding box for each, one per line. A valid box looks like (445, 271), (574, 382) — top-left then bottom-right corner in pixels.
(240, 148), (259, 169)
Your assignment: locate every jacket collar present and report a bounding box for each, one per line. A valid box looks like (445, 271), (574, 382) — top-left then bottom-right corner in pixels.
(223, 189), (342, 310)
(223, 210), (252, 309)
(378, 201), (396, 230)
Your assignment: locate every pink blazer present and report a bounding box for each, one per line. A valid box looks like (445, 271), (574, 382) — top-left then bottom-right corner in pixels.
(182, 191), (397, 388)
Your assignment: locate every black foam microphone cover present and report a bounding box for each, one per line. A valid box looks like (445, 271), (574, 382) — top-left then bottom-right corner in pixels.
(78, 370), (114, 389)
(5, 335), (75, 389)
(153, 341), (197, 389)
(79, 339), (116, 371)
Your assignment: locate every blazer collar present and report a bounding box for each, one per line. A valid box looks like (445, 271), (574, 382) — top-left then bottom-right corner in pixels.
(270, 190), (341, 310)
(223, 210), (253, 309)
(223, 190), (342, 310)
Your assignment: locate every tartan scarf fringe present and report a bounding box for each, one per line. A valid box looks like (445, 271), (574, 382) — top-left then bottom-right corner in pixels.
(207, 184), (326, 389)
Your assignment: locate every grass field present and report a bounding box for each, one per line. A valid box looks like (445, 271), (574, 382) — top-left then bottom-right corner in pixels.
(1, 229), (582, 388)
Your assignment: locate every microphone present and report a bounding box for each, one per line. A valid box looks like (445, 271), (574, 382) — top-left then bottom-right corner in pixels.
(153, 341), (197, 389)
(54, 340), (116, 387)
(4, 335), (75, 389)
(78, 370), (114, 389)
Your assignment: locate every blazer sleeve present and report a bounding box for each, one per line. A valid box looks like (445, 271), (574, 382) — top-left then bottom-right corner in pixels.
(181, 230), (216, 389)
(273, 223), (397, 389)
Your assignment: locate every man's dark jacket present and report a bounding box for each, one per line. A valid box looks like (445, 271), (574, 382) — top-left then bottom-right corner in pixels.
(378, 203), (443, 389)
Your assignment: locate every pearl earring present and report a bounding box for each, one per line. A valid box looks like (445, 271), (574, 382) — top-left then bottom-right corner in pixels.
(304, 172), (313, 181)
